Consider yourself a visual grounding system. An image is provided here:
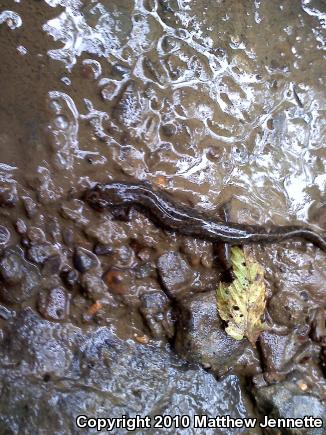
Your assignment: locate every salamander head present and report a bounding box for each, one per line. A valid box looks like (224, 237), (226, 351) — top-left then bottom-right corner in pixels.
(85, 182), (137, 210)
(85, 187), (108, 210)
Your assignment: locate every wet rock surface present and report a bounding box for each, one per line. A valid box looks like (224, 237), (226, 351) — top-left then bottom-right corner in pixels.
(254, 381), (326, 435)
(0, 0), (325, 432)
(139, 289), (175, 339)
(74, 247), (100, 273)
(0, 309), (260, 435)
(174, 291), (261, 377)
(37, 286), (68, 321)
(157, 251), (194, 299)
(0, 248), (40, 304)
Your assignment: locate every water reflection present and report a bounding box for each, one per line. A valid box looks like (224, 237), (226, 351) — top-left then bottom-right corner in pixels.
(1, 0), (325, 226)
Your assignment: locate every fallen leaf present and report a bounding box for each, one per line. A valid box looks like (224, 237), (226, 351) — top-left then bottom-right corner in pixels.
(216, 246), (266, 345)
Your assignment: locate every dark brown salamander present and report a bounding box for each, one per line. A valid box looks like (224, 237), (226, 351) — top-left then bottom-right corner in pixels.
(85, 182), (326, 251)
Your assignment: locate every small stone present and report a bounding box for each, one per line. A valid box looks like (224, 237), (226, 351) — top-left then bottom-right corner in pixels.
(111, 245), (136, 269)
(42, 255), (62, 275)
(15, 219), (27, 235)
(252, 374), (268, 388)
(0, 183), (18, 207)
(136, 248), (152, 262)
(153, 176), (167, 187)
(157, 251), (194, 298)
(297, 380), (308, 391)
(37, 287), (68, 321)
(81, 272), (108, 300)
(80, 62), (94, 79)
(60, 267), (79, 288)
(111, 64), (129, 79)
(0, 225), (10, 245)
(134, 334), (149, 345)
(0, 249), (40, 303)
(161, 124), (176, 137)
(87, 300), (103, 316)
(27, 243), (57, 265)
(21, 237), (30, 248)
(62, 228), (74, 246)
(0, 250), (24, 285)
(61, 201), (89, 226)
(134, 263), (155, 279)
(268, 291), (308, 327)
(113, 81), (143, 128)
(27, 227), (46, 244)
(140, 290), (174, 339)
(74, 247), (100, 273)
(22, 196), (37, 218)
(101, 82), (118, 101)
(0, 304), (15, 320)
(94, 244), (113, 256)
(256, 331), (305, 373)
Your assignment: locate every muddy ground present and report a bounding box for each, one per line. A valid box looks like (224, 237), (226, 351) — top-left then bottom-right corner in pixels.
(0, 0), (325, 434)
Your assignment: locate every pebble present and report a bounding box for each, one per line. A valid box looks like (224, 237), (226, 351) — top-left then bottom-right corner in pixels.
(37, 287), (68, 321)
(0, 304), (15, 320)
(140, 290), (174, 339)
(60, 267), (79, 288)
(81, 272), (108, 300)
(42, 255), (62, 275)
(0, 225), (10, 245)
(0, 183), (18, 208)
(101, 82), (118, 101)
(0, 249), (24, 285)
(134, 334), (149, 344)
(74, 247), (100, 273)
(27, 243), (57, 265)
(22, 196), (37, 218)
(94, 243), (114, 256)
(0, 249), (40, 303)
(111, 245), (137, 269)
(134, 262), (156, 279)
(27, 227), (46, 244)
(157, 251), (193, 298)
(136, 248), (152, 262)
(15, 219), (27, 235)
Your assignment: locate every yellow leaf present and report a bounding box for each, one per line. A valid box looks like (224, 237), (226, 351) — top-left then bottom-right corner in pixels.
(216, 246), (266, 345)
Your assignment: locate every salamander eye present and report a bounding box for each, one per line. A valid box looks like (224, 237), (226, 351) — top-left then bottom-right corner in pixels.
(86, 191), (100, 203)
(97, 199), (108, 208)
(95, 184), (105, 192)
(86, 191), (108, 209)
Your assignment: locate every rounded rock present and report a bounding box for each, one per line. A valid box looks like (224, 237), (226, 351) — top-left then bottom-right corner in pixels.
(74, 247), (100, 273)
(60, 267), (79, 288)
(0, 226), (10, 245)
(37, 287), (68, 321)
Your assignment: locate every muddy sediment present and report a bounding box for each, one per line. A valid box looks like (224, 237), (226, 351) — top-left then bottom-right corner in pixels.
(0, 0), (325, 433)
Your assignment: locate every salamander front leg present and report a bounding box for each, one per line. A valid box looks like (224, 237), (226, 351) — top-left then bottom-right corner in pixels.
(111, 206), (132, 222)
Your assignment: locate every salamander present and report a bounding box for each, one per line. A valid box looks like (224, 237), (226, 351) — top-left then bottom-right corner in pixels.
(85, 182), (326, 251)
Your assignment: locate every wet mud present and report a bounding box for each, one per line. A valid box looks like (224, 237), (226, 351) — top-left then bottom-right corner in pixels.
(0, 0), (325, 434)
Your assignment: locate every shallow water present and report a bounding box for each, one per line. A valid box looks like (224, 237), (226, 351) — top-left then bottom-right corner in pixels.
(2, 0), (326, 224)
(0, 0), (325, 433)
